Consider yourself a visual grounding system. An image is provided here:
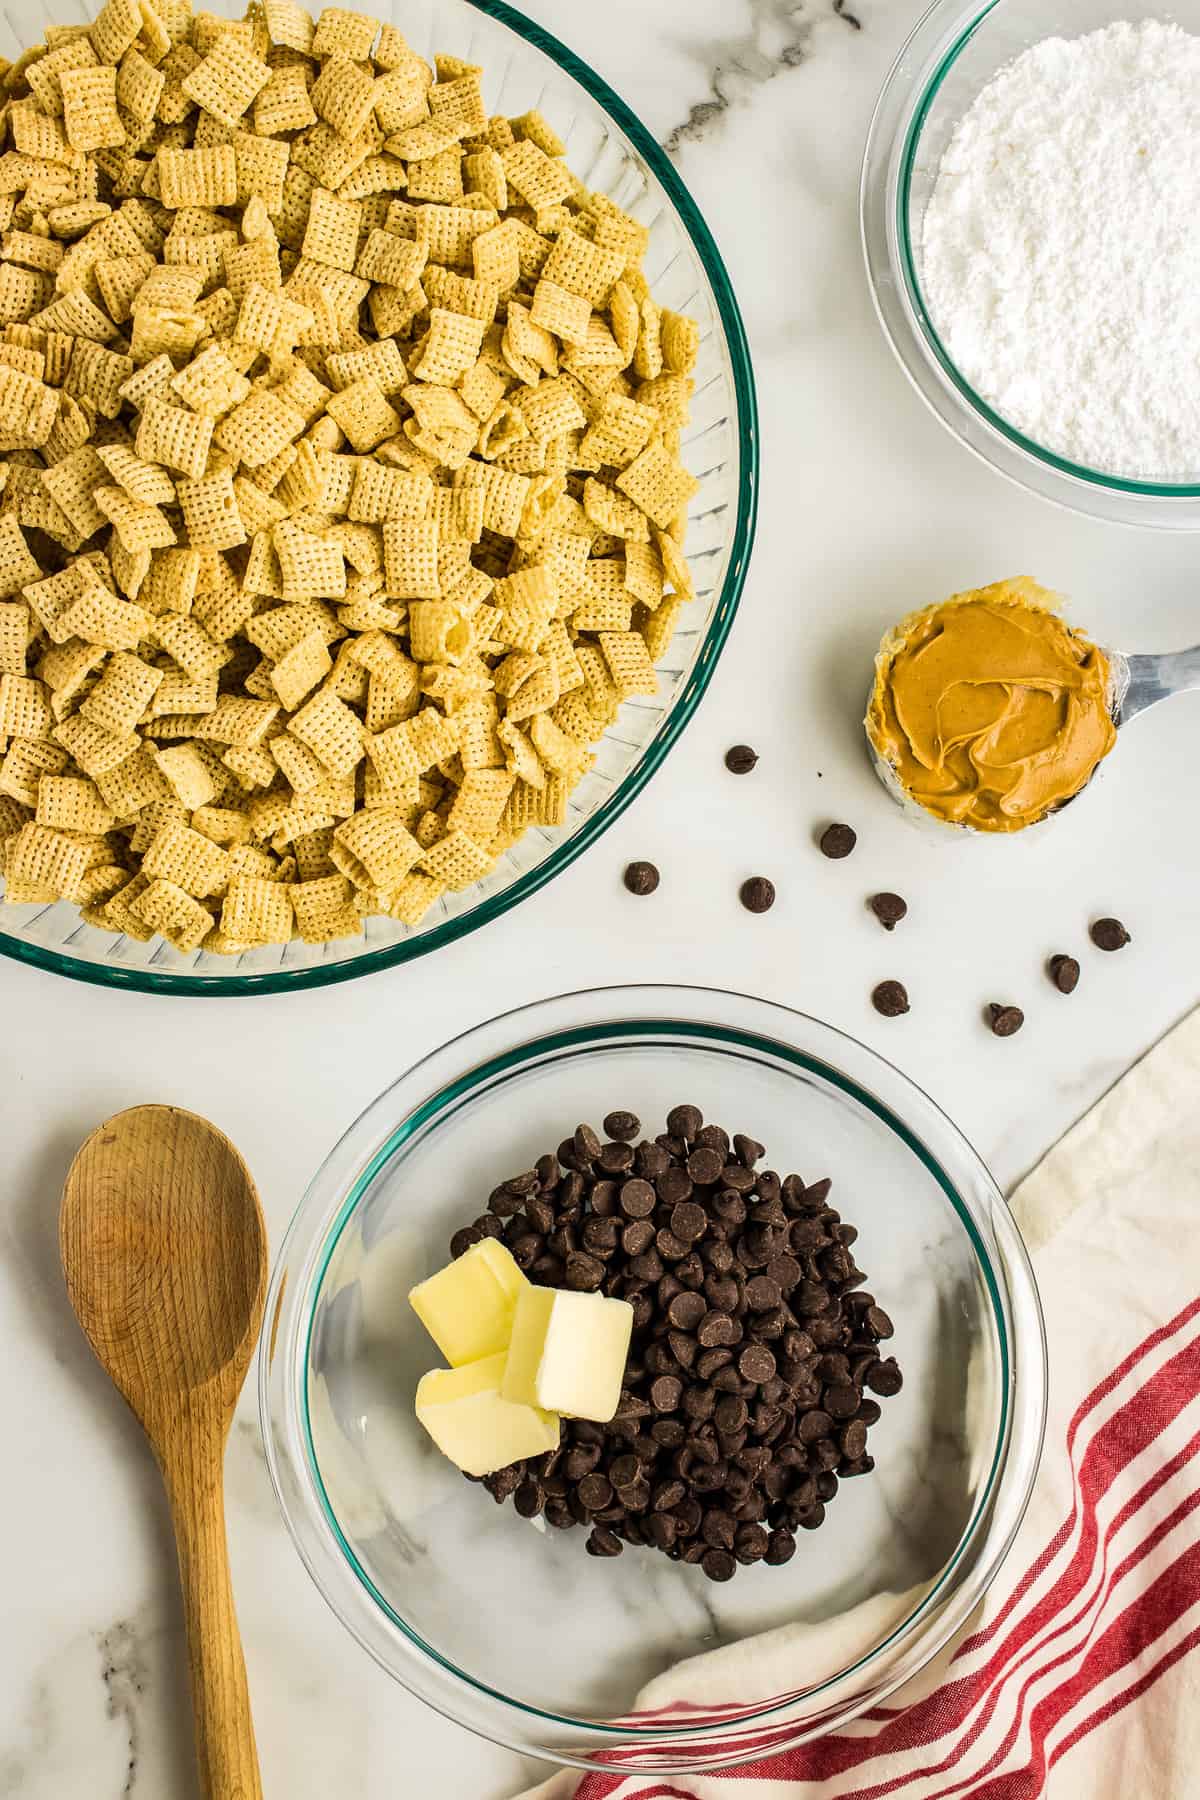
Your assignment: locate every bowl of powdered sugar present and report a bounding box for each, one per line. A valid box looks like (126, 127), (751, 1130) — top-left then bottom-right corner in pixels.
(861, 0), (1200, 527)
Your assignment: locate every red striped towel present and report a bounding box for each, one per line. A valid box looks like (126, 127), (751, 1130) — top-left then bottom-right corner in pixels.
(518, 1008), (1200, 1800)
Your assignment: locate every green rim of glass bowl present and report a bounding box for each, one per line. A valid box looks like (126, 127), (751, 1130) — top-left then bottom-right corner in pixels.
(0, 0), (758, 997)
(299, 1016), (1013, 1735)
(897, 0), (1200, 498)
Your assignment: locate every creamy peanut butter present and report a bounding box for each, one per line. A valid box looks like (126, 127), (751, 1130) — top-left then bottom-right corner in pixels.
(866, 578), (1116, 832)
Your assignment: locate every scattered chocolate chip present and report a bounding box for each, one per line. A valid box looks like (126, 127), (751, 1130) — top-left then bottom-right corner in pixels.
(603, 1110), (641, 1142)
(819, 822), (857, 859)
(666, 1104), (703, 1141)
(1090, 917), (1130, 952)
(868, 892), (907, 930)
(724, 744), (759, 775)
(872, 980), (909, 1017)
(1048, 954), (1080, 994)
(623, 860), (659, 896)
(739, 876), (776, 914)
(988, 1003), (1025, 1038)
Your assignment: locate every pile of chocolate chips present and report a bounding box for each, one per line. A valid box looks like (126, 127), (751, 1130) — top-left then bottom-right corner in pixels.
(448, 1107), (902, 1582)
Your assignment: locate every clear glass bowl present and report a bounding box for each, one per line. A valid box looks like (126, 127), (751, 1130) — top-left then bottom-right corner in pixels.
(260, 986), (1047, 1774)
(861, 0), (1200, 528)
(0, 0), (756, 995)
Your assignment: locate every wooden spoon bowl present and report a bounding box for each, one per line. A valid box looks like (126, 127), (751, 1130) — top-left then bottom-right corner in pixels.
(61, 1105), (268, 1800)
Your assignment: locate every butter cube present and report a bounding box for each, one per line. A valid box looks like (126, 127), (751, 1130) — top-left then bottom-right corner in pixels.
(415, 1353), (560, 1477)
(502, 1285), (633, 1422)
(408, 1237), (527, 1367)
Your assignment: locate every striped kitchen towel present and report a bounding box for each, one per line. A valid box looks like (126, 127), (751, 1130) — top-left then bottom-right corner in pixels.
(519, 1005), (1200, 1800)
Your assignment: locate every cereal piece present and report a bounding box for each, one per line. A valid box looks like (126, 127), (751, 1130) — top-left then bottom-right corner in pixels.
(330, 805), (421, 888)
(301, 184), (362, 272)
(418, 826), (491, 890)
(182, 37), (270, 129)
(530, 277), (591, 347)
(501, 139), (573, 211)
(59, 66), (125, 152)
(0, 600), (29, 675)
(132, 399), (215, 481)
(0, 517), (41, 599)
(274, 520), (347, 601)
(215, 389), (306, 466)
(269, 628), (332, 710)
(95, 485), (177, 553)
(311, 53), (378, 141)
(81, 652), (164, 735)
(33, 773), (114, 836)
(326, 377), (400, 452)
(1, 737), (68, 806)
(615, 442), (699, 530)
(155, 742), (221, 809)
(129, 878), (214, 951)
(170, 345), (252, 419)
(158, 145), (239, 210)
(177, 468), (245, 551)
(290, 871), (361, 942)
(142, 821), (229, 897)
(254, 64), (317, 135)
(5, 820), (92, 902)
(312, 7), (378, 59)
(289, 684), (364, 776)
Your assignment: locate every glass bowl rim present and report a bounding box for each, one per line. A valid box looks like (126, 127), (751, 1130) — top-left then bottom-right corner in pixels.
(0, 0), (758, 998)
(260, 983), (1048, 1754)
(861, 0), (1200, 523)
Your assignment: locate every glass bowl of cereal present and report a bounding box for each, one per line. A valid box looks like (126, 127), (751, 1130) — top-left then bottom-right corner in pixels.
(261, 985), (1046, 1775)
(0, 0), (755, 993)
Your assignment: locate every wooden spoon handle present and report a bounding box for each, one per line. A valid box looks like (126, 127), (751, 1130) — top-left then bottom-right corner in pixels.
(162, 1430), (263, 1800)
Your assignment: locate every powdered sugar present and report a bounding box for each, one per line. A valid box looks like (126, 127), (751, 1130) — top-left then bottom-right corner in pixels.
(920, 20), (1200, 480)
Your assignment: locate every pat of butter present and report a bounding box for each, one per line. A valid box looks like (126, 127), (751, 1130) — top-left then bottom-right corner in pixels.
(408, 1238), (527, 1367)
(415, 1353), (560, 1477)
(502, 1286), (633, 1422)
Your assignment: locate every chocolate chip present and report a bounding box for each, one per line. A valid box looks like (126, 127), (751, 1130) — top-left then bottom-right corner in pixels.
(869, 891), (907, 930)
(670, 1201), (708, 1243)
(577, 1472), (613, 1511)
(666, 1289), (707, 1330)
(603, 1110), (641, 1142)
(701, 1547), (736, 1581)
(738, 1344), (777, 1384)
(450, 1225), (481, 1258)
(988, 1003), (1025, 1038)
(586, 1527), (623, 1556)
(1048, 954), (1080, 994)
(739, 875), (776, 914)
(865, 1356), (903, 1396)
(819, 822), (857, 859)
(724, 744), (759, 774)
(666, 1104), (703, 1140)
(687, 1146), (724, 1186)
(650, 1375), (683, 1413)
(698, 1310), (738, 1348)
(1091, 916), (1130, 952)
(765, 1528), (796, 1565)
(872, 979), (909, 1017)
(745, 1275), (781, 1311)
(623, 860), (659, 896)
(619, 1177), (656, 1218)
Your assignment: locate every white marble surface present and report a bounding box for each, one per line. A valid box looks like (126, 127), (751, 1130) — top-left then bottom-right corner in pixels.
(3, 0), (1200, 1794)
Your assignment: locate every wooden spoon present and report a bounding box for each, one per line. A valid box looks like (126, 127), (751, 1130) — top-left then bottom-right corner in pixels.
(61, 1105), (268, 1800)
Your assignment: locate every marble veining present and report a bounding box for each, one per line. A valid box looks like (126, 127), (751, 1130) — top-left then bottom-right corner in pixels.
(662, 0), (864, 153)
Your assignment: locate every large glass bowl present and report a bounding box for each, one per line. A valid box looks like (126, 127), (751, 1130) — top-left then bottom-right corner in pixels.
(0, 0), (756, 994)
(861, 0), (1200, 528)
(260, 986), (1047, 1775)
